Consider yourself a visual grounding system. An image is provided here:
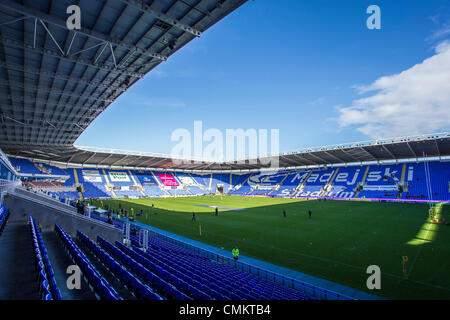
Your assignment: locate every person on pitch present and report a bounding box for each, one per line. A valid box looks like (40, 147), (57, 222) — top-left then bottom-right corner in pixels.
(232, 246), (240, 261)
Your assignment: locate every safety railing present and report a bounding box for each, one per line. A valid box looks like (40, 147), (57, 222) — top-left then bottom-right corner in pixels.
(0, 179), (20, 205)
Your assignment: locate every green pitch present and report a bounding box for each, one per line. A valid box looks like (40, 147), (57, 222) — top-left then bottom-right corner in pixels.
(92, 195), (450, 300)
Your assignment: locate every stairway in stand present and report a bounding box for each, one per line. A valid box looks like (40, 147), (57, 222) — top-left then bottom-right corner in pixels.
(0, 221), (40, 299)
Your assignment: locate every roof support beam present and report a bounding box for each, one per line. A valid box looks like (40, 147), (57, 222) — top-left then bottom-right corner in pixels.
(304, 152), (328, 165)
(0, 1), (168, 61)
(0, 141), (70, 148)
(53, 0), (206, 145)
(135, 157), (157, 167)
(185, 163), (206, 170)
(290, 154), (317, 166)
(0, 117), (87, 131)
(66, 31), (76, 55)
(110, 154), (130, 166)
(150, 158), (172, 167)
(3, 115), (24, 125)
(0, 61), (127, 92)
(1, 95), (104, 113)
(0, 15), (28, 27)
(69, 40), (105, 58)
(406, 142), (418, 158)
(434, 139), (441, 157)
(118, 0), (202, 37)
(109, 43), (117, 68)
(39, 19), (64, 55)
(56, 2), (115, 146)
(338, 148), (361, 163)
(0, 80), (115, 103)
(96, 153), (117, 165)
(56, 3), (115, 146)
(1, 35), (144, 78)
(83, 152), (97, 164)
(359, 147), (378, 161)
(381, 145), (397, 159)
(323, 151), (347, 163)
(94, 42), (108, 64)
(66, 152), (80, 164)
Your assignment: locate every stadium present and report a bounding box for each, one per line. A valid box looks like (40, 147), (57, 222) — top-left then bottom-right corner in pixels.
(0, 0), (449, 303)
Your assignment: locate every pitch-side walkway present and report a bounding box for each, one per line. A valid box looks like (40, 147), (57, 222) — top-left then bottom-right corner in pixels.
(130, 221), (384, 300)
(0, 221), (40, 299)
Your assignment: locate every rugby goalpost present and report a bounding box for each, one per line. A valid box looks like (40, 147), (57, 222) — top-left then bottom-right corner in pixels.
(423, 152), (435, 220)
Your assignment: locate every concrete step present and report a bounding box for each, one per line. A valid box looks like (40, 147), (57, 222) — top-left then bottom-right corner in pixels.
(42, 231), (96, 300)
(0, 221), (40, 299)
(75, 237), (137, 300)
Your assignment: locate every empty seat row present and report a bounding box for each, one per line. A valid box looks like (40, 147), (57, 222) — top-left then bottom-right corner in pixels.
(0, 205), (10, 234)
(97, 236), (192, 300)
(134, 245), (241, 299)
(136, 244), (257, 299)
(133, 239), (257, 299)
(132, 230), (314, 300)
(54, 224), (121, 300)
(29, 217), (62, 300)
(118, 241), (217, 300)
(150, 246), (280, 299)
(129, 243), (226, 299)
(77, 231), (162, 300)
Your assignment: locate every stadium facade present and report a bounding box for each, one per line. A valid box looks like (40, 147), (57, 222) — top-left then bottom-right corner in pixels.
(4, 132), (450, 202)
(0, 0), (449, 302)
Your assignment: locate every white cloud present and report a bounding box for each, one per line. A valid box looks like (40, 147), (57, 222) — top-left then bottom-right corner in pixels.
(426, 24), (450, 43)
(337, 41), (450, 139)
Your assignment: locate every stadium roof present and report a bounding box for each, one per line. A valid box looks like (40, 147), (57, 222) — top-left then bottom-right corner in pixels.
(1, 2), (450, 171)
(0, 0), (247, 162)
(5, 133), (450, 171)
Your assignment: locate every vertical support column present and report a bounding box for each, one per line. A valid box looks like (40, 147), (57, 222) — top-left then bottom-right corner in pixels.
(138, 228), (148, 250)
(0, 191), (6, 206)
(124, 222), (131, 246)
(138, 228), (143, 246)
(84, 206), (91, 218)
(143, 230), (149, 252)
(423, 152), (434, 209)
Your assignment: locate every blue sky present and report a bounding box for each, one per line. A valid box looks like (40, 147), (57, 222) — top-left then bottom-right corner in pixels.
(75, 0), (450, 156)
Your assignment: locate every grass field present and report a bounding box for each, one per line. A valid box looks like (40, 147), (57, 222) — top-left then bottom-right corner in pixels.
(92, 195), (450, 300)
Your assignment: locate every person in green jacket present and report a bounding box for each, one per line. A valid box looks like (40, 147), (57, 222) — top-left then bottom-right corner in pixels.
(232, 246), (240, 261)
